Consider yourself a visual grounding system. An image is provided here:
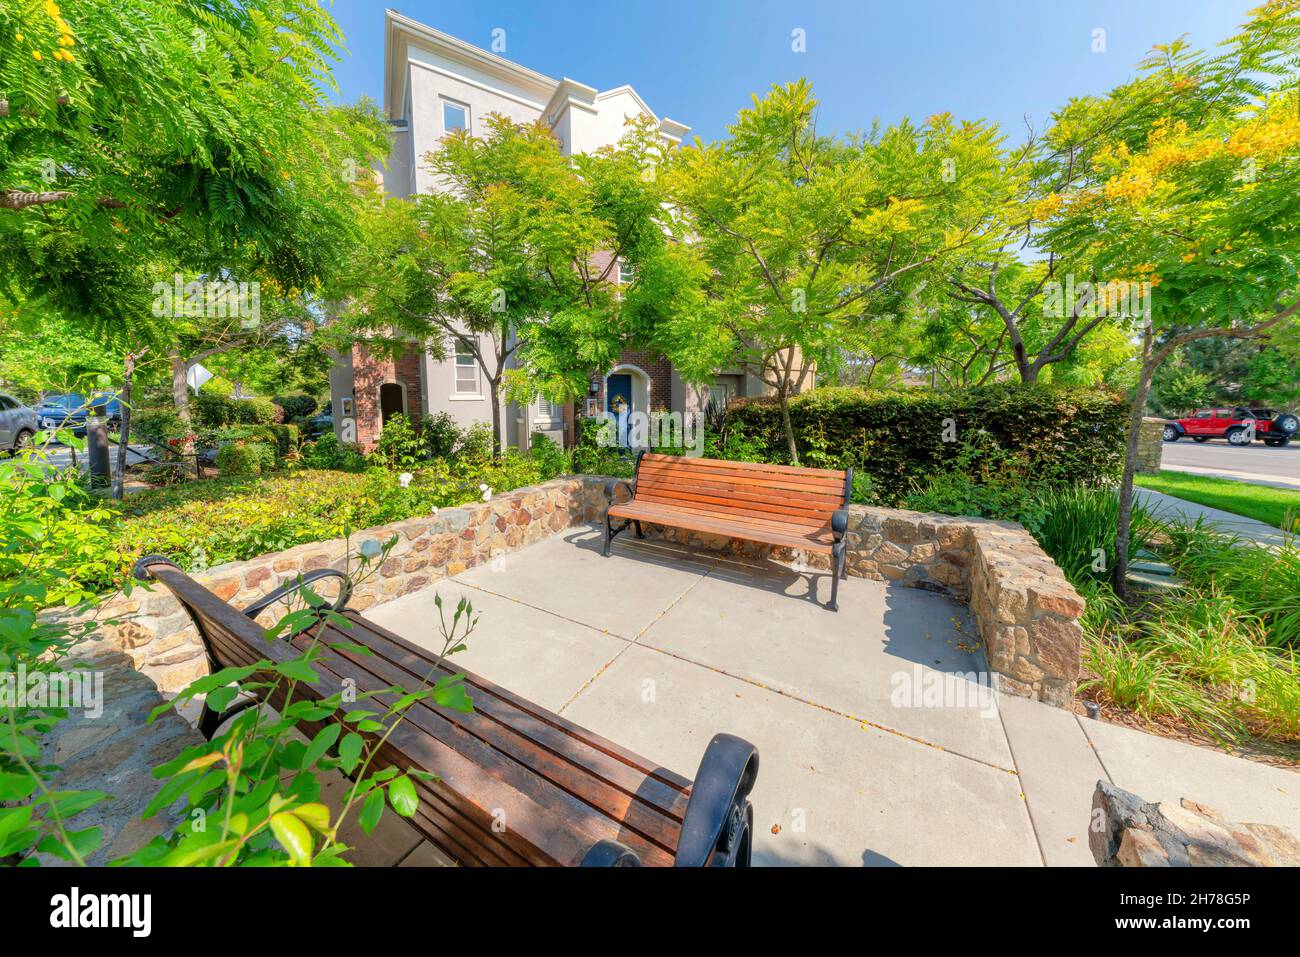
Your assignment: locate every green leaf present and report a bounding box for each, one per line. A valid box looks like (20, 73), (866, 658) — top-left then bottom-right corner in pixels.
(358, 788), (384, 835)
(337, 732), (364, 775)
(292, 802), (332, 834)
(274, 658), (320, 683)
(300, 722), (341, 770)
(269, 812), (314, 866)
(387, 776), (418, 818)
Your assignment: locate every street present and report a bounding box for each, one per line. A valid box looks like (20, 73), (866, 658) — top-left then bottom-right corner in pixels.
(18, 441), (155, 478)
(1160, 437), (1300, 490)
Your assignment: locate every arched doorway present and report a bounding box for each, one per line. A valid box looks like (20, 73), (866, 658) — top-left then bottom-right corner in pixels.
(605, 364), (651, 448)
(379, 382), (407, 428)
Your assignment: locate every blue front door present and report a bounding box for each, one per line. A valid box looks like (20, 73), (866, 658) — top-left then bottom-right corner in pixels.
(606, 374), (633, 446)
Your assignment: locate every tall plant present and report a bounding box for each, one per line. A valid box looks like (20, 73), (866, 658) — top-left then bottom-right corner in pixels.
(663, 81), (1009, 462)
(1029, 2), (1300, 594)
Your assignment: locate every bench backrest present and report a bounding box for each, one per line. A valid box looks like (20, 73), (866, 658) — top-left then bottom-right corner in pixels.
(634, 453), (850, 531)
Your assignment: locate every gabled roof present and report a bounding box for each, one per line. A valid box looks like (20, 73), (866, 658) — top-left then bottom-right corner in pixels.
(384, 9), (689, 140)
(384, 8), (558, 118)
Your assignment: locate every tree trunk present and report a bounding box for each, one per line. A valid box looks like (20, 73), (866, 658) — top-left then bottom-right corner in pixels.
(168, 348), (197, 477)
(1112, 328), (1157, 599)
(113, 352), (136, 500)
(778, 388), (798, 465)
(488, 377), (504, 458)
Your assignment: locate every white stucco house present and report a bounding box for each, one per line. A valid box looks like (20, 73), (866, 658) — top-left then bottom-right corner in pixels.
(329, 10), (785, 450)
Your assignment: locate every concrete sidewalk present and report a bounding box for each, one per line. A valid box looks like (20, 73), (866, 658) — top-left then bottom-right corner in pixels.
(363, 527), (1299, 866)
(1135, 487), (1293, 548)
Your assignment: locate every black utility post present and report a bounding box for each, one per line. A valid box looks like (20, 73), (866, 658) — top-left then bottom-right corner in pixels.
(87, 395), (111, 489)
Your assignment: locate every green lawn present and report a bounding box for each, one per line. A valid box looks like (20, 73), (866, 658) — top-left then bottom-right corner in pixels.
(1136, 470), (1300, 532)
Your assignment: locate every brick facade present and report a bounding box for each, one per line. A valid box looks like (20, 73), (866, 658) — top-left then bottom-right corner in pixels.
(352, 343), (426, 450)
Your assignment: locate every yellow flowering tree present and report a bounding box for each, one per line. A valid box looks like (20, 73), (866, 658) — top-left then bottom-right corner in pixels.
(1033, 0), (1300, 593)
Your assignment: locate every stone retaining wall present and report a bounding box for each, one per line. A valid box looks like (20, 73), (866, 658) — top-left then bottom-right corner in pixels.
(76, 474), (1084, 706)
(75, 477), (606, 693)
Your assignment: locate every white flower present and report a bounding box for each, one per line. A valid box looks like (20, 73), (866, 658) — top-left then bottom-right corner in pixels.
(430, 505), (440, 515)
(398, 472), (413, 488)
(359, 539), (383, 559)
(479, 483), (492, 501)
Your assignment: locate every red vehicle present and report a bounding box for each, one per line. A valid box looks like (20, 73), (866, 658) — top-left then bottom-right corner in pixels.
(1163, 407), (1299, 447)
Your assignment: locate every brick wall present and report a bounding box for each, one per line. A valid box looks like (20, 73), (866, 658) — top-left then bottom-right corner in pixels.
(351, 343), (426, 450)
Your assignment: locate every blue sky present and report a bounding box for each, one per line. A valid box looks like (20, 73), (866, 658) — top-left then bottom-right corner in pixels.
(328, 0), (1257, 144)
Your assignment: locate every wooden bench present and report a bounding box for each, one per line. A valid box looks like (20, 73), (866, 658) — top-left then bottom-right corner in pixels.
(133, 555), (760, 867)
(604, 453), (853, 610)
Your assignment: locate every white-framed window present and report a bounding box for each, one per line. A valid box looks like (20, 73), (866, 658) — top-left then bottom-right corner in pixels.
(454, 339), (479, 394)
(617, 261), (636, 285)
(536, 396), (561, 425)
(443, 100), (469, 135)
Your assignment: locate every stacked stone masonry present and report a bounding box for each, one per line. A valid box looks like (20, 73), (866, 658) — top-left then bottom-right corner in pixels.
(78, 475), (1084, 706)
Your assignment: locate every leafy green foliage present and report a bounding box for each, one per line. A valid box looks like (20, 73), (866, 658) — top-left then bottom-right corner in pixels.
(662, 80), (1012, 460)
(214, 442), (275, 477)
(195, 393), (282, 428)
(0, 446), (138, 865)
(724, 383), (1128, 503)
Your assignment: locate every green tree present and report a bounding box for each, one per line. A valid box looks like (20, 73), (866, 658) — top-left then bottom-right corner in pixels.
(341, 114), (695, 455)
(1, 1), (387, 466)
(662, 81), (1008, 462)
(1031, 1), (1300, 594)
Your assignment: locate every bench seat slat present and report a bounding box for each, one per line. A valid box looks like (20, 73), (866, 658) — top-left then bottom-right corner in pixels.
(610, 500), (835, 552)
(634, 486), (839, 524)
(627, 493), (830, 535)
(305, 619), (688, 854)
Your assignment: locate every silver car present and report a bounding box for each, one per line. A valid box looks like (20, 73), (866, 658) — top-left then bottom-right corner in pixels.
(0, 392), (39, 453)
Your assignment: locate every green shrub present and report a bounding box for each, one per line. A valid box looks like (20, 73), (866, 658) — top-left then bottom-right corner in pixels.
(131, 406), (186, 444)
(215, 441), (274, 476)
(195, 391), (281, 427)
(422, 411), (460, 459)
(529, 432), (570, 481)
(299, 431), (366, 472)
(453, 421), (495, 464)
(572, 417), (633, 477)
(272, 393), (318, 420)
(724, 383), (1129, 504)
(1082, 587), (1300, 744)
(370, 413), (425, 470)
(1161, 522), (1300, 647)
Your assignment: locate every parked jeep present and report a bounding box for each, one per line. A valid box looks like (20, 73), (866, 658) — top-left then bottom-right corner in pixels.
(1163, 407), (1299, 447)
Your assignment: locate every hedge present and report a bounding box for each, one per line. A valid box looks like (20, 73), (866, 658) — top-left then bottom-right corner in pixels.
(722, 384), (1130, 505)
(195, 392), (282, 427)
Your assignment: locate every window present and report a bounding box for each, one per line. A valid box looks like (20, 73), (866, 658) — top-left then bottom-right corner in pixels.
(617, 261), (636, 285)
(537, 396), (561, 424)
(443, 100), (468, 135)
(454, 339), (479, 394)
(707, 384), (732, 410)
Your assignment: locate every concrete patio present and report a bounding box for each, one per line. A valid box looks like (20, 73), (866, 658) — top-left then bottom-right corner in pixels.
(359, 526), (1300, 867)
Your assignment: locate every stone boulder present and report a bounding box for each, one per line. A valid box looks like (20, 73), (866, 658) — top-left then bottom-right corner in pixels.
(1090, 780), (1300, 866)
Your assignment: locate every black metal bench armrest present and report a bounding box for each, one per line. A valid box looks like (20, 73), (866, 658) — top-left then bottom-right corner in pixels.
(831, 508), (849, 540)
(604, 478), (634, 505)
(240, 568), (352, 619)
(133, 554), (352, 618)
(673, 733), (759, 867)
(579, 839), (644, 867)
